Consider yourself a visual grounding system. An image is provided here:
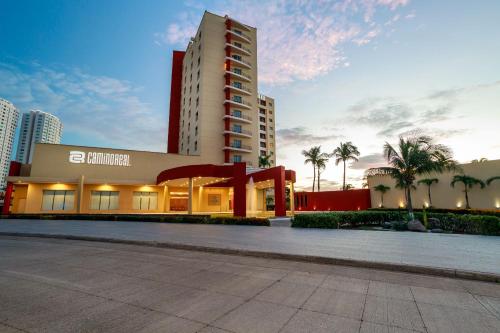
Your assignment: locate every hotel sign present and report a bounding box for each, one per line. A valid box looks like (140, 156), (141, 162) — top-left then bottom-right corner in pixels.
(69, 151), (131, 167)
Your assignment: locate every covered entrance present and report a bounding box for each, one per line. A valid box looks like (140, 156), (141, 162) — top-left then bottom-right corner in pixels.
(157, 163), (296, 217)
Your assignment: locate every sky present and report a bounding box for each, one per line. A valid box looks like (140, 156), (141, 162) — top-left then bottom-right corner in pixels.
(1, 0), (499, 191)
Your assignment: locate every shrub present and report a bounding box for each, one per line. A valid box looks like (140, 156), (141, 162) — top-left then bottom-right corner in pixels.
(292, 211), (500, 235)
(368, 207), (500, 218)
(1, 214), (269, 226)
(293, 211), (405, 229)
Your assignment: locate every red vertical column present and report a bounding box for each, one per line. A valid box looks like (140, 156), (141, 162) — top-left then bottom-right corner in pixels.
(2, 161), (22, 215)
(232, 162), (247, 217)
(167, 51), (185, 154)
(274, 166), (286, 217)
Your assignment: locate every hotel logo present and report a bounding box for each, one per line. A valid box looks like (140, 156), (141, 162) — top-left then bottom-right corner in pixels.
(69, 150), (131, 167)
(69, 151), (86, 164)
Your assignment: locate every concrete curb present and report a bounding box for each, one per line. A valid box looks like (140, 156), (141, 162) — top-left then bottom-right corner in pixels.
(1, 232), (498, 283)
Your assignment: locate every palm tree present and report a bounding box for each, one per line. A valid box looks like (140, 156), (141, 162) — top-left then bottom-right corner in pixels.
(367, 136), (457, 220)
(315, 152), (331, 192)
(486, 176), (500, 185)
(417, 178), (439, 207)
(451, 175), (485, 209)
(344, 184), (354, 190)
(302, 146), (321, 192)
(258, 155), (272, 168)
(333, 142), (360, 191)
(373, 184), (390, 207)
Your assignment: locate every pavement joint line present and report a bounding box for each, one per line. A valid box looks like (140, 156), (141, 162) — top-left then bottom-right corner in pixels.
(470, 293), (500, 320)
(410, 286), (430, 333)
(204, 264), (295, 331)
(358, 280), (370, 333)
(1, 232), (498, 283)
(277, 268), (329, 333)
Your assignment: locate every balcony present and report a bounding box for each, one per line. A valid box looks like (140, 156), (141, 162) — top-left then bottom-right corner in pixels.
(223, 128), (252, 138)
(226, 157), (253, 166)
(226, 29), (251, 43)
(225, 56), (251, 69)
(224, 83), (252, 95)
(224, 97), (252, 109)
(225, 42), (252, 56)
(223, 143), (252, 153)
(225, 69), (251, 82)
(223, 112), (252, 124)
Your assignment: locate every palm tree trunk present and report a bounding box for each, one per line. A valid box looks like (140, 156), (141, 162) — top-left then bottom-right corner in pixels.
(428, 185), (432, 206)
(343, 160), (346, 191)
(312, 165), (316, 192)
(406, 186), (414, 220)
(317, 169), (321, 192)
(464, 186), (470, 209)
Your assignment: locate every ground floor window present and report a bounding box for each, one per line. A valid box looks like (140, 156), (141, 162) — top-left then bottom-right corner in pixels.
(133, 192), (158, 210)
(42, 190), (75, 211)
(90, 191), (119, 210)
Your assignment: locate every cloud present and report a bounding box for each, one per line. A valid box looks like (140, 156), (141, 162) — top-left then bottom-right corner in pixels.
(0, 61), (166, 151)
(349, 153), (387, 169)
(276, 126), (342, 147)
(155, 0), (411, 85)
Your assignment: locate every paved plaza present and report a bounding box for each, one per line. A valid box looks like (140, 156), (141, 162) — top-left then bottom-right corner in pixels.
(0, 219), (499, 275)
(1, 236), (499, 332)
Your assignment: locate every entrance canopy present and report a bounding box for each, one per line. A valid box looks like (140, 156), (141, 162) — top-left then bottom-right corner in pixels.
(156, 163), (296, 217)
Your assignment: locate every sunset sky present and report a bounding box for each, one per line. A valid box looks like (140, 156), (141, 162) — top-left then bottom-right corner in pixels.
(1, 0), (499, 190)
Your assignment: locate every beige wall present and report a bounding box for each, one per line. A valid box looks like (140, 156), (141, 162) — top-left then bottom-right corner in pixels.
(29, 143), (204, 184)
(367, 159), (500, 210)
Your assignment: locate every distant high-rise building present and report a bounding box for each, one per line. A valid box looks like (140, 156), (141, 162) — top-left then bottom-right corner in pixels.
(257, 94), (276, 166)
(16, 110), (63, 164)
(0, 98), (20, 189)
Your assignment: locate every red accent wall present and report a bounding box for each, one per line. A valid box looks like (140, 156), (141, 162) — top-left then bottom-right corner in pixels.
(2, 161), (22, 215)
(167, 50), (185, 154)
(295, 189), (371, 212)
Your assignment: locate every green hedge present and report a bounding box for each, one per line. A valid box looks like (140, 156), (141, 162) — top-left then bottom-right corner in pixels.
(369, 207), (500, 217)
(0, 214), (270, 226)
(292, 211), (500, 235)
(292, 211), (405, 229)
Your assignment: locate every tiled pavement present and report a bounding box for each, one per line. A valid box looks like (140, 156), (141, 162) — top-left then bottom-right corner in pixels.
(1, 236), (499, 333)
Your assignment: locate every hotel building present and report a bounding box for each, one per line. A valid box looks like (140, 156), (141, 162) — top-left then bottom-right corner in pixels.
(0, 98), (20, 190)
(2, 12), (296, 217)
(16, 110), (63, 164)
(168, 11), (276, 167)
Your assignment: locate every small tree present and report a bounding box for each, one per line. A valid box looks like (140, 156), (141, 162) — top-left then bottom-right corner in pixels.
(344, 184), (354, 190)
(258, 155), (272, 168)
(450, 175), (485, 209)
(417, 178), (439, 207)
(373, 184), (390, 207)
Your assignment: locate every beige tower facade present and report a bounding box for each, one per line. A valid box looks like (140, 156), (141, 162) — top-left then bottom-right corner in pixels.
(169, 12), (275, 168)
(257, 94), (276, 166)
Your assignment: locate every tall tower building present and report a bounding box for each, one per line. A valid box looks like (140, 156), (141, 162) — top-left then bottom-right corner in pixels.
(257, 94), (276, 166)
(16, 110), (63, 164)
(0, 98), (20, 189)
(169, 12), (276, 167)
